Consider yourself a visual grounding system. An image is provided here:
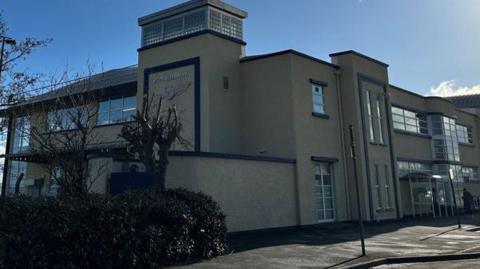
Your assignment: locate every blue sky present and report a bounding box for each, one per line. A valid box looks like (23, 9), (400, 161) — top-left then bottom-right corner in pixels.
(2, 0), (480, 96)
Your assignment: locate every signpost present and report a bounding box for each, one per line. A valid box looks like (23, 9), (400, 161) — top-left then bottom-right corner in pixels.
(448, 169), (462, 229)
(349, 125), (366, 256)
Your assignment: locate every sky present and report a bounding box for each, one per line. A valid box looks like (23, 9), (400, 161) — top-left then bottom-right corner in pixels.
(2, 0), (480, 97)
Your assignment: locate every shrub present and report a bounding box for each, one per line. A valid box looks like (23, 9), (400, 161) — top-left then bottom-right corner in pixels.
(0, 188), (227, 269)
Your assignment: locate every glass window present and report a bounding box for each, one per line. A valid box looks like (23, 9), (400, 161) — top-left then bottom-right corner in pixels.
(314, 163), (335, 222)
(48, 167), (61, 196)
(48, 107), (87, 132)
(384, 165), (392, 208)
(96, 96), (137, 126)
(462, 167), (479, 182)
(457, 124), (473, 144)
(375, 164), (383, 209)
(376, 95), (385, 144)
(163, 17), (183, 40)
(7, 161), (27, 194)
(431, 116), (460, 162)
(391, 106), (428, 135)
(312, 84), (325, 114)
(11, 116), (30, 154)
(141, 7), (242, 47)
(365, 90), (375, 142)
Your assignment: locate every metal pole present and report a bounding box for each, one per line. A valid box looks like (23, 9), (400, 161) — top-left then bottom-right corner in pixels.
(448, 169), (461, 229)
(349, 125), (366, 256)
(0, 37), (6, 81)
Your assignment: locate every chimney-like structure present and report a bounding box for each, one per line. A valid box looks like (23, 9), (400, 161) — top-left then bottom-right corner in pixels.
(138, 0), (248, 48)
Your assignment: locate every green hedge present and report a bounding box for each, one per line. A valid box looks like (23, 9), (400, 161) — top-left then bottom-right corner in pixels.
(0, 189), (227, 269)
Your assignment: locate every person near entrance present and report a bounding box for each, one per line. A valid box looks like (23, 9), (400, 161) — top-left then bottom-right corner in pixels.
(462, 188), (474, 217)
(432, 187), (440, 216)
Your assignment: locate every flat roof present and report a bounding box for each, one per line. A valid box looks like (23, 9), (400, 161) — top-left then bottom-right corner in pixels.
(389, 84), (478, 118)
(138, 0), (248, 26)
(330, 50), (389, 67)
(240, 49), (340, 70)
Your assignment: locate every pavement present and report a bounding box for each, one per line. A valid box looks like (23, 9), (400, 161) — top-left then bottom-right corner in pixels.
(173, 214), (480, 269)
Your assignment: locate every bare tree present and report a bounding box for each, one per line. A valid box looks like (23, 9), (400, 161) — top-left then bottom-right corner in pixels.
(0, 13), (52, 110)
(119, 94), (189, 192)
(26, 70), (105, 198)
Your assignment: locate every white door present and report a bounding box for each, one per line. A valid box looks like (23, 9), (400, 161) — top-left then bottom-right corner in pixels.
(315, 163), (335, 222)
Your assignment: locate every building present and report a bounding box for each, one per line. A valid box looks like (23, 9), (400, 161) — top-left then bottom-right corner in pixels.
(1, 0), (479, 232)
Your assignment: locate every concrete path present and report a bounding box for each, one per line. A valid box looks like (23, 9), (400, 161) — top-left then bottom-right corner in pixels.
(173, 215), (480, 269)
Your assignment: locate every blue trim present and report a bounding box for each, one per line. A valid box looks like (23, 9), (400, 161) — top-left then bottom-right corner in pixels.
(137, 30), (246, 52)
(169, 151), (296, 164)
(393, 129), (432, 139)
(143, 57), (201, 152)
(310, 156), (339, 163)
(312, 112), (330, 119)
(309, 79), (329, 87)
(396, 157), (432, 164)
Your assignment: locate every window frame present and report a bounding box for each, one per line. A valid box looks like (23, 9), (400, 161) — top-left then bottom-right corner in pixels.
(96, 96), (137, 126)
(375, 94), (385, 144)
(391, 106), (428, 135)
(11, 116), (31, 154)
(47, 106), (88, 132)
(457, 124), (473, 144)
(311, 83), (326, 116)
(314, 163), (336, 223)
(365, 90), (376, 142)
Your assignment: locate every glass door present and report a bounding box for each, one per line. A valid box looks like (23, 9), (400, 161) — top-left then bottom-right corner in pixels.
(315, 163), (335, 223)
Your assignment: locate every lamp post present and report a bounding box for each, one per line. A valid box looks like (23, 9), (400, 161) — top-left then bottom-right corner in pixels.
(0, 36), (16, 81)
(0, 36), (15, 197)
(349, 125), (366, 256)
(448, 168), (462, 229)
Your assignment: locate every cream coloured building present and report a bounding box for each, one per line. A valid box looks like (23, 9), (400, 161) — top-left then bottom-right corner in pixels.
(1, 0), (480, 232)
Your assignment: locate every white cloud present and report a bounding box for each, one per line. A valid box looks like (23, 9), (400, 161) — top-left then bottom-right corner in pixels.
(429, 80), (480, 97)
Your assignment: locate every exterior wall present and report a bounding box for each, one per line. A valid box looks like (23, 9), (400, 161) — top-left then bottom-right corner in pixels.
(289, 55), (349, 224)
(138, 33), (245, 153)
(166, 155), (298, 232)
(331, 53), (399, 221)
(239, 54), (296, 159)
(390, 87), (432, 161)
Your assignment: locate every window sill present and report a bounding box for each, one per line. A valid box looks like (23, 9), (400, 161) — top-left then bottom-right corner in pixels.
(43, 128), (81, 135)
(370, 142), (388, 147)
(459, 142), (475, 148)
(312, 112), (330, 119)
(94, 120), (136, 129)
(376, 207), (395, 213)
(393, 129), (432, 139)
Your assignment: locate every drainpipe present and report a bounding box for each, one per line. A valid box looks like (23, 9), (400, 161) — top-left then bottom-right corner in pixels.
(335, 70), (351, 219)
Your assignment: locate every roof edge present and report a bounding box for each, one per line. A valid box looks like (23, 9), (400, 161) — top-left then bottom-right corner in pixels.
(240, 49), (340, 70)
(138, 0), (248, 26)
(330, 50), (389, 67)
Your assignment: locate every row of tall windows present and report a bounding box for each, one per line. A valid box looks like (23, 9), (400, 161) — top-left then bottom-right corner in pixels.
(431, 115), (460, 162)
(374, 164), (393, 210)
(391, 106), (428, 135)
(365, 90), (385, 144)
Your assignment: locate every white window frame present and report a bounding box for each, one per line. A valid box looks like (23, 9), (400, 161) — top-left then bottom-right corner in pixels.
(314, 163), (336, 223)
(311, 84), (325, 115)
(365, 90), (375, 142)
(376, 94), (385, 144)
